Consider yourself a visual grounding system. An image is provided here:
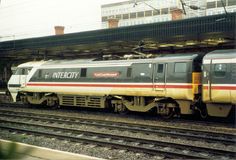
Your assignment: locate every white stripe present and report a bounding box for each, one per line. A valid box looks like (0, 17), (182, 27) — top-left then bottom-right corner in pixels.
(203, 84), (236, 86)
(27, 82), (192, 85)
(204, 58), (236, 64)
(39, 64), (132, 69)
(27, 82), (152, 85)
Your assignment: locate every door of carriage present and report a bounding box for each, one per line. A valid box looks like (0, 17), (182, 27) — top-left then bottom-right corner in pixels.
(202, 59), (231, 103)
(154, 63), (167, 96)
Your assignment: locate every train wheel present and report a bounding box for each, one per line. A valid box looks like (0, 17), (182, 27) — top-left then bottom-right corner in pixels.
(196, 104), (208, 119)
(199, 107), (208, 119)
(114, 103), (128, 115)
(50, 101), (60, 109)
(160, 107), (175, 119)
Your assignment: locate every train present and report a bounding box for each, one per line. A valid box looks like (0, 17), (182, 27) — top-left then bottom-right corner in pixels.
(7, 49), (236, 118)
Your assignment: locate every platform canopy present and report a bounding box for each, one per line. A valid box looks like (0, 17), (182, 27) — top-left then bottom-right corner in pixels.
(0, 13), (235, 61)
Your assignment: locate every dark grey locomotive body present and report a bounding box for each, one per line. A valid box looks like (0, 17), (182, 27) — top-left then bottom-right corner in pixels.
(7, 49), (236, 118)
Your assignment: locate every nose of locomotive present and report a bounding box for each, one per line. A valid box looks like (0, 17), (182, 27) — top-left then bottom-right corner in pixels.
(7, 74), (21, 102)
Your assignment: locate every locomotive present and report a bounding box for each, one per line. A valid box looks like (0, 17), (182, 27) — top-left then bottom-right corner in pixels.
(7, 49), (236, 118)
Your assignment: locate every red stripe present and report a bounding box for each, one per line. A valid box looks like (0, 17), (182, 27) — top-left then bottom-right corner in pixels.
(203, 86), (236, 90)
(26, 83), (192, 89)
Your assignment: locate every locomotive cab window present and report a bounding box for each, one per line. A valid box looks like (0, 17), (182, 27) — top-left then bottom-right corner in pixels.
(214, 64), (227, 77)
(15, 67), (32, 75)
(174, 63), (187, 73)
(38, 70), (42, 78)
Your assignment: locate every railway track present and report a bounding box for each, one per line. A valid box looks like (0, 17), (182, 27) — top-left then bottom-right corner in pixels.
(0, 108), (235, 146)
(0, 102), (235, 128)
(1, 119), (235, 159)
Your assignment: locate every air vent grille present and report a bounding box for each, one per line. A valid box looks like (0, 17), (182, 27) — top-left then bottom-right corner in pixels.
(59, 95), (105, 108)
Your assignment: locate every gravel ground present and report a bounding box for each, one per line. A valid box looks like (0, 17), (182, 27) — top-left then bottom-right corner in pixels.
(0, 130), (163, 160)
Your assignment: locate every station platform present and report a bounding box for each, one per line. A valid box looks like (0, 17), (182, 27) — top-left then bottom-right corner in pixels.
(0, 139), (104, 160)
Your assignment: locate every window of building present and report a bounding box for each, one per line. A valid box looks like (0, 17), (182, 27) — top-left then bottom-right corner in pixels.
(207, 1), (216, 9)
(217, 0), (227, 7)
(102, 16), (108, 22)
(123, 13), (129, 19)
(115, 14), (122, 19)
(161, 8), (169, 15)
(108, 15), (115, 19)
(153, 9), (160, 15)
(214, 64), (227, 77)
(130, 12), (136, 19)
(137, 11), (144, 17)
(228, 0), (236, 6)
(174, 63), (187, 73)
(145, 10), (152, 17)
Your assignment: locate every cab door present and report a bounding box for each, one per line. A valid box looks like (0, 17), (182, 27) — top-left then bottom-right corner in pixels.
(202, 59), (212, 102)
(211, 62), (231, 103)
(154, 63), (167, 96)
(15, 68), (31, 88)
(19, 68), (27, 87)
(203, 59), (231, 103)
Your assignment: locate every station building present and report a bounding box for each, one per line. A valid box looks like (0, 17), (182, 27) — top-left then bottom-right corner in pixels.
(101, 0), (236, 28)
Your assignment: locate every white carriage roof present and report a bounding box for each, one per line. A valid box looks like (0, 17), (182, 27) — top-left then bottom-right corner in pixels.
(203, 49), (236, 59)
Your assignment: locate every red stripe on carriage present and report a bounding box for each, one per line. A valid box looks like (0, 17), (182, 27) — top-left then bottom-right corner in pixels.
(26, 83), (192, 89)
(203, 86), (236, 90)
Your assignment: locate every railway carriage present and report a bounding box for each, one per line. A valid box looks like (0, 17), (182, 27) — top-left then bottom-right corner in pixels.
(7, 49), (236, 118)
(202, 49), (236, 117)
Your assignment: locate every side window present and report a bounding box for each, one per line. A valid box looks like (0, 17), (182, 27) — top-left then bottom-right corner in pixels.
(132, 63), (152, 81)
(214, 64), (227, 77)
(157, 64), (164, 73)
(127, 67), (132, 78)
(81, 68), (87, 77)
(175, 62), (187, 73)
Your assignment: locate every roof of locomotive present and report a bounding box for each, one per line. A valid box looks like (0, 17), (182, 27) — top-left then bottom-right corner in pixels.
(203, 49), (236, 59)
(41, 53), (201, 67)
(18, 60), (47, 68)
